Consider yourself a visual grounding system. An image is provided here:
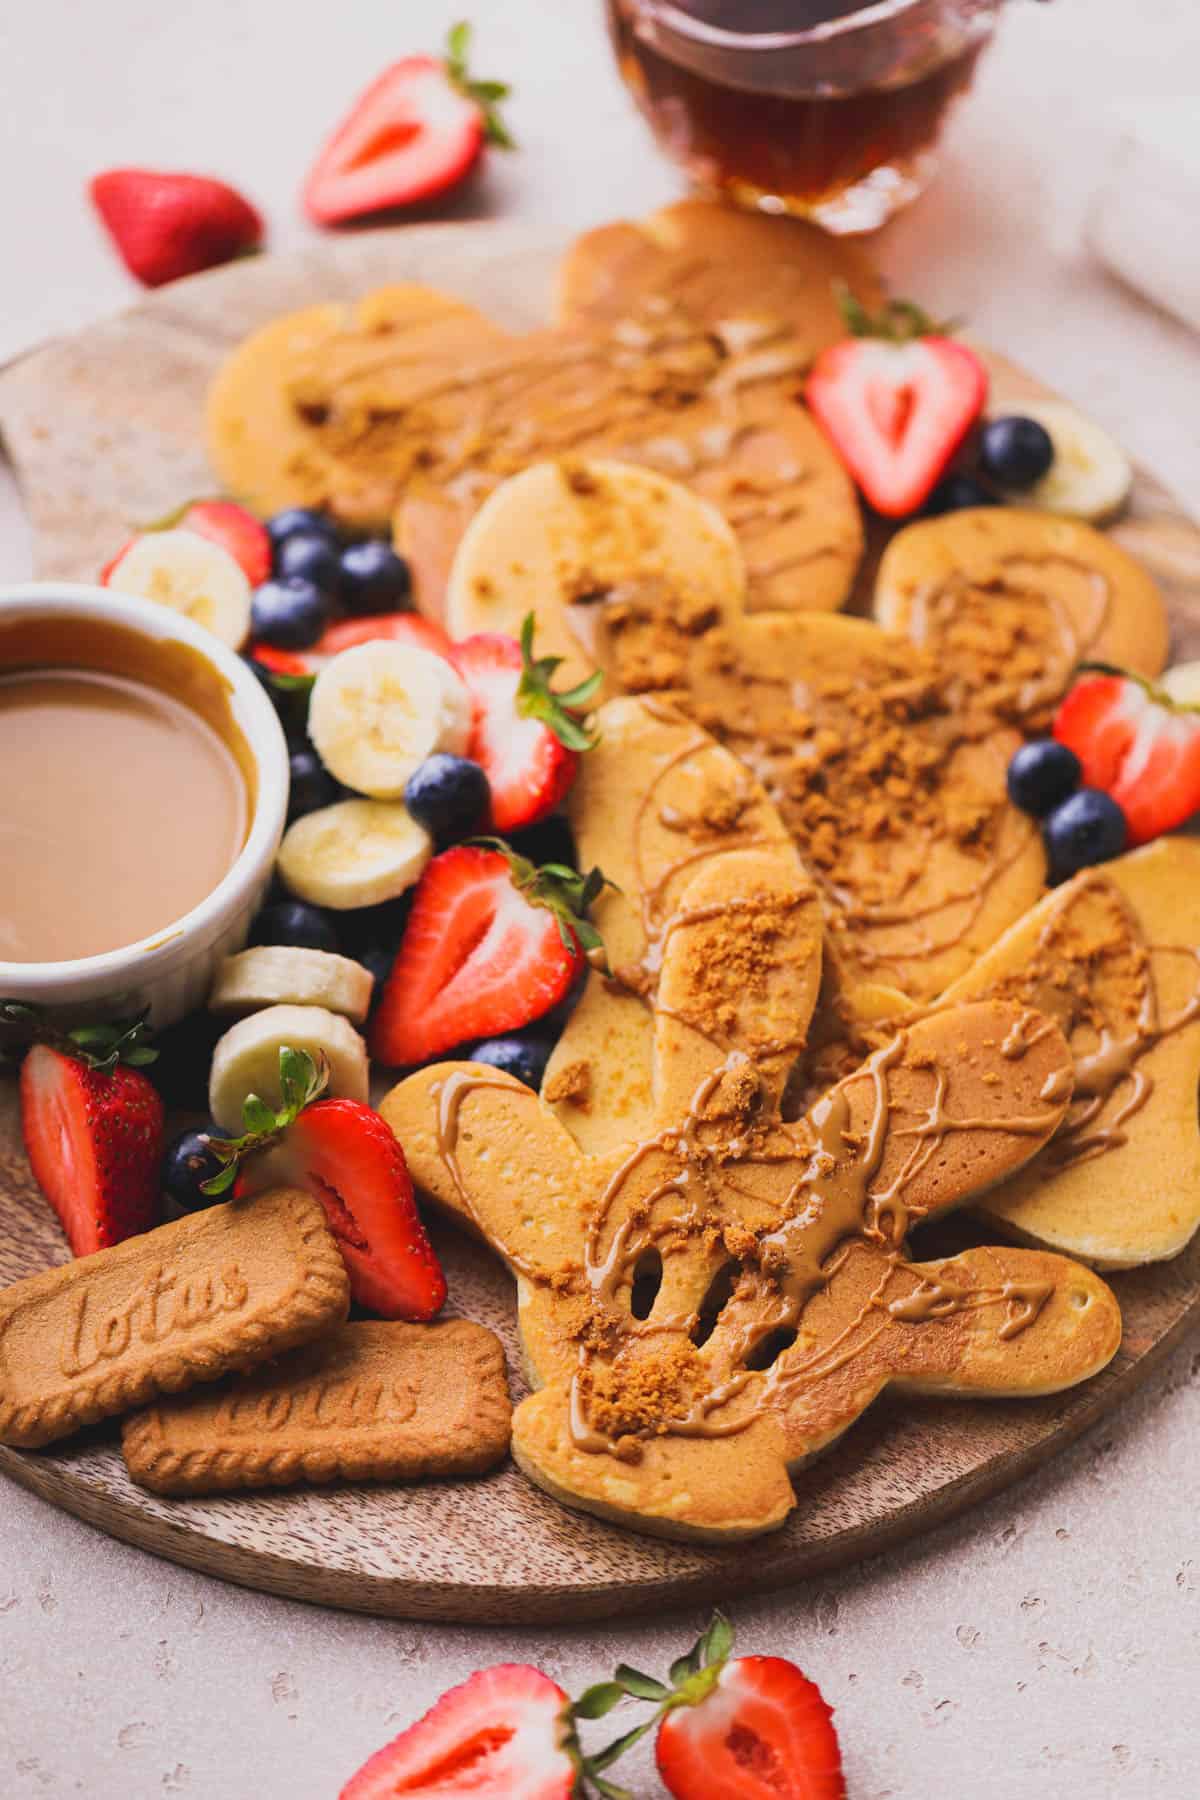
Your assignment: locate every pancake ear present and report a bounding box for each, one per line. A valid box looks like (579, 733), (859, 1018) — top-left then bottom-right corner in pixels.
(379, 1064), (594, 1283)
(651, 849), (824, 1128)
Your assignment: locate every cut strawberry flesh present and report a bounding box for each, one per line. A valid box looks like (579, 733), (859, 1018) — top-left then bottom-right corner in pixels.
(452, 635), (578, 832)
(183, 501), (271, 586)
(339, 1663), (574, 1800)
(319, 612), (453, 660)
(238, 1099), (445, 1320)
(304, 58), (484, 225)
(807, 336), (987, 518)
(370, 847), (581, 1066)
(1054, 674), (1200, 845)
(657, 1658), (845, 1800)
(19, 1046), (163, 1256)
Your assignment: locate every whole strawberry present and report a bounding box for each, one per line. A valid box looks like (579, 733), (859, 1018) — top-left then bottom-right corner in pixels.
(90, 169), (263, 289)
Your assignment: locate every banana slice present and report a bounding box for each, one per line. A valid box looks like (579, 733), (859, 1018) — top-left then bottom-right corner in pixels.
(998, 400), (1133, 523)
(308, 641), (471, 797)
(1161, 662), (1200, 705)
(208, 946), (374, 1023)
(105, 528), (252, 649)
(444, 458), (746, 683)
(208, 1003), (369, 1132)
(277, 797), (432, 909)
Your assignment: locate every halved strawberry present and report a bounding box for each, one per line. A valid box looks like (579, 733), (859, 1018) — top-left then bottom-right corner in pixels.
(340, 1664), (573, 1800)
(452, 617), (600, 833)
(370, 845), (607, 1066)
(807, 292), (987, 518)
(657, 1655), (845, 1800)
(180, 500), (271, 585)
(304, 24), (514, 226)
(320, 611), (454, 660)
(20, 1044), (164, 1256)
(1053, 669), (1200, 846)
(250, 643), (321, 679)
(236, 1096), (445, 1320)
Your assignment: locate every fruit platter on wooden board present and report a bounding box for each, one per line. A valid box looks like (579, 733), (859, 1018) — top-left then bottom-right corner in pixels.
(3, 194), (1200, 1659)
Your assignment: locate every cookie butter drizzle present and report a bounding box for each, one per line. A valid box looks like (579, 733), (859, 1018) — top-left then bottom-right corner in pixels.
(905, 557), (1113, 726)
(1019, 875), (1200, 1171)
(299, 300), (849, 597)
(430, 846), (1071, 1462)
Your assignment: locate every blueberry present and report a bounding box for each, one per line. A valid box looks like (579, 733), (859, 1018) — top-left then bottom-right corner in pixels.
(339, 540), (411, 613)
(469, 1033), (555, 1089)
(979, 415), (1055, 490)
(250, 899), (339, 954)
(267, 507), (339, 552)
(357, 941), (397, 1004)
(507, 813), (577, 870)
(1043, 788), (1127, 883)
(150, 1013), (225, 1111)
(337, 894), (412, 971)
(923, 474), (1000, 516)
(251, 577), (331, 650)
(275, 531), (342, 597)
(288, 745), (340, 822)
(1007, 739), (1082, 817)
(404, 754), (490, 845)
(161, 1126), (226, 1214)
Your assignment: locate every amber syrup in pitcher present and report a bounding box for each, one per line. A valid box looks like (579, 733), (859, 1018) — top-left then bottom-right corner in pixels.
(607, 0), (995, 230)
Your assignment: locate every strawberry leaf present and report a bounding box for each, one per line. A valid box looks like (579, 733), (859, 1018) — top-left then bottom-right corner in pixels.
(444, 19), (516, 150)
(0, 1003), (159, 1074)
(200, 1046), (329, 1194)
(573, 1681), (626, 1720)
(699, 1610), (735, 1668)
(834, 281), (958, 344)
(613, 1665), (670, 1701)
(516, 613), (602, 752)
(469, 838), (617, 971)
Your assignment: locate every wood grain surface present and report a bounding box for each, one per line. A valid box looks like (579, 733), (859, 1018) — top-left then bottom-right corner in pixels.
(1, 221), (1199, 1625)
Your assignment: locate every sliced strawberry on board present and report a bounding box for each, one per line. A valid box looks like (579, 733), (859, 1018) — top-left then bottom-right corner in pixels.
(319, 611), (454, 661)
(20, 1043), (164, 1257)
(179, 500), (272, 586)
(657, 1654), (846, 1800)
(340, 1664), (574, 1800)
(807, 291), (987, 518)
(304, 23), (514, 226)
(1053, 668), (1200, 846)
(250, 643), (322, 679)
(370, 844), (608, 1067)
(237, 1097), (446, 1320)
(452, 616), (601, 833)
(89, 168), (263, 288)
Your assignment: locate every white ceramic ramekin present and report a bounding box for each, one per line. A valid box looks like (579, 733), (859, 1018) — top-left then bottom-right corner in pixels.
(0, 583), (289, 1027)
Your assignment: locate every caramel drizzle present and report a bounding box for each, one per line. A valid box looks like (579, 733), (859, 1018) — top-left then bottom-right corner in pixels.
(567, 1004), (1065, 1453)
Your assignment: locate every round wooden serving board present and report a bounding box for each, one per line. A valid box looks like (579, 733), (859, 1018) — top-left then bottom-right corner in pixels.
(1, 222), (1199, 1625)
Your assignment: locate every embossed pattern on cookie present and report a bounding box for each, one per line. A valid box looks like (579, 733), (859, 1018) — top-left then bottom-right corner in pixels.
(122, 1320), (511, 1495)
(0, 1188), (349, 1449)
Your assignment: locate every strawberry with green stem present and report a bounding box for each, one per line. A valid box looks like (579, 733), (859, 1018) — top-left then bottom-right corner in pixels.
(202, 1047), (446, 1320)
(304, 21), (516, 226)
(453, 613), (603, 833)
(14, 1008), (164, 1256)
(370, 842), (613, 1068)
(807, 285), (988, 518)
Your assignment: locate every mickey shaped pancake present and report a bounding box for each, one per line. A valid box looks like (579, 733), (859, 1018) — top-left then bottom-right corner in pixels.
(207, 282), (863, 616)
(381, 700), (1121, 1542)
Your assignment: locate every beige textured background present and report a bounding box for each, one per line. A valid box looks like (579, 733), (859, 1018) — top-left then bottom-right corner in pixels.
(1, 1), (1198, 1794)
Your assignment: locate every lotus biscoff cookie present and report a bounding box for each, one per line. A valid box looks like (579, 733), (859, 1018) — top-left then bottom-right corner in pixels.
(382, 697), (1121, 1544)
(122, 1319), (512, 1496)
(0, 1188), (349, 1449)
